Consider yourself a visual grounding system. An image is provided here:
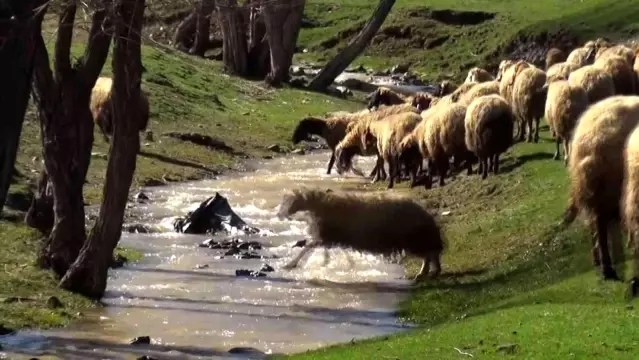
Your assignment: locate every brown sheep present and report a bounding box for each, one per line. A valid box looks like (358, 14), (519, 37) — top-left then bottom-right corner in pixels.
(622, 124), (639, 296)
(593, 55), (636, 95)
(464, 94), (515, 179)
(277, 188), (445, 280)
(544, 80), (589, 164)
(596, 44), (635, 66)
(457, 80), (500, 107)
(424, 103), (471, 188)
(546, 48), (567, 70)
(546, 62), (579, 83)
(438, 80), (457, 97)
(498, 60), (532, 106)
(410, 93), (435, 112)
(362, 112), (423, 188)
(564, 95), (639, 281)
(367, 87), (408, 110)
(568, 65), (616, 104)
(512, 67), (548, 143)
(464, 67), (495, 84)
(398, 119), (430, 187)
(91, 76), (150, 143)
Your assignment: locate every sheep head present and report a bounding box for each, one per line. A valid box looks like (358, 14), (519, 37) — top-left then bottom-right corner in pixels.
(277, 189), (305, 219)
(367, 89), (382, 110)
(411, 94), (433, 112)
(292, 116), (325, 144)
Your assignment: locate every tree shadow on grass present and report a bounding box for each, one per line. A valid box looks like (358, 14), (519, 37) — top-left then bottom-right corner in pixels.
(138, 150), (219, 174)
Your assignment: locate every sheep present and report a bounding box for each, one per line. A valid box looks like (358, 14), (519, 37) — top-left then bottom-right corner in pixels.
(361, 112), (423, 188)
(496, 59), (516, 82)
(568, 65), (616, 104)
(593, 55), (636, 95)
(449, 82), (479, 103)
(622, 124), (639, 296)
(91, 76), (150, 143)
(276, 188), (445, 280)
(464, 94), (515, 179)
(512, 67), (548, 143)
(544, 80), (589, 164)
(367, 87), (408, 109)
(546, 62), (579, 83)
(398, 119), (430, 187)
(546, 48), (567, 69)
(498, 60), (532, 106)
(457, 80), (500, 107)
(596, 44), (635, 66)
(424, 103), (471, 188)
(410, 92), (435, 112)
(438, 80), (457, 97)
(564, 95), (639, 281)
(464, 67), (495, 84)
(566, 45), (597, 68)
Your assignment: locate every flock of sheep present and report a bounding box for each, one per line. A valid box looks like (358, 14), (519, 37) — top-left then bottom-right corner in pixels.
(288, 37), (639, 295)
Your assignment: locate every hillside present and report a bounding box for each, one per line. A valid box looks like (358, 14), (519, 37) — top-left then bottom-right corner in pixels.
(2, 0), (639, 355)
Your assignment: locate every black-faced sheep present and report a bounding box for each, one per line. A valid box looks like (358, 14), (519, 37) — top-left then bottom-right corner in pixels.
(464, 67), (495, 84)
(564, 95), (639, 281)
(424, 103), (471, 188)
(464, 94), (515, 179)
(568, 65), (616, 104)
(546, 48), (567, 70)
(622, 124), (639, 296)
(91, 76), (150, 143)
(512, 67), (548, 143)
(544, 80), (589, 164)
(277, 188), (445, 280)
(593, 55), (636, 95)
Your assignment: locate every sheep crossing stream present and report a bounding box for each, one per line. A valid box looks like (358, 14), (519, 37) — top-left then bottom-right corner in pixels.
(0, 151), (414, 360)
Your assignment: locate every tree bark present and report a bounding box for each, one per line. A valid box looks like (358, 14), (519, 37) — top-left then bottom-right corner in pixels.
(262, 0), (305, 86)
(0, 0), (47, 215)
(308, 0), (395, 91)
(29, 0), (113, 277)
(60, 0), (145, 299)
(246, 0), (269, 77)
(25, 168), (54, 233)
(190, 0), (216, 56)
(217, 0), (248, 76)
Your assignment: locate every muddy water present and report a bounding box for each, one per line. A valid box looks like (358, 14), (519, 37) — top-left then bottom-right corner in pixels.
(0, 151), (414, 360)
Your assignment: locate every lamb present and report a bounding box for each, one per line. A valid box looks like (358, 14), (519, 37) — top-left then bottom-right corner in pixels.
(593, 55), (636, 95)
(424, 103), (471, 188)
(512, 67), (548, 143)
(91, 76), (150, 143)
(277, 188), (445, 280)
(546, 62), (579, 83)
(622, 124), (639, 296)
(464, 67), (495, 84)
(564, 95), (639, 281)
(568, 65), (616, 104)
(546, 48), (567, 70)
(544, 80), (589, 164)
(464, 94), (515, 179)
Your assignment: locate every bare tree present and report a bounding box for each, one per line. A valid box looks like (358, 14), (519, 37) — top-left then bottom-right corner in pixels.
(60, 0), (146, 299)
(217, 0), (248, 75)
(308, 0), (395, 91)
(0, 0), (47, 214)
(262, 0), (305, 86)
(28, 0), (113, 277)
(190, 0), (215, 56)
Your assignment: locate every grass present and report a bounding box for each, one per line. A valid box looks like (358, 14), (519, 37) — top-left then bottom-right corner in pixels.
(277, 130), (639, 359)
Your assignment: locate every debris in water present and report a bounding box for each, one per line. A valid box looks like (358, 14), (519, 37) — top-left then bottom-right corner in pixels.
(292, 239), (307, 248)
(173, 193), (260, 235)
(235, 269), (267, 278)
(130, 336), (151, 345)
(137, 356), (158, 360)
(135, 191), (149, 203)
(260, 264), (275, 272)
(228, 346), (266, 356)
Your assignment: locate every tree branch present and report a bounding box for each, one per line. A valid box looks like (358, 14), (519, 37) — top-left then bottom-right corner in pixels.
(80, 0), (114, 84)
(54, 0), (77, 79)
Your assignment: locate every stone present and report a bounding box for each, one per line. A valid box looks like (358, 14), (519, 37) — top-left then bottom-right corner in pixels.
(130, 336), (151, 345)
(260, 264), (275, 272)
(135, 191), (150, 203)
(292, 239), (307, 248)
(0, 324), (14, 335)
(228, 347), (266, 356)
(235, 269), (267, 278)
(391, 64), (409, 74)
(46, 296), (63, 309)
(291, 148), (306, 155)
(267, 144), (281, 153)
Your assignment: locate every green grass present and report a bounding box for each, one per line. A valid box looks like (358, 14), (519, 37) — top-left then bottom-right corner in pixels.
(277, 131), (639, 359)
(295, 0), (639, 82)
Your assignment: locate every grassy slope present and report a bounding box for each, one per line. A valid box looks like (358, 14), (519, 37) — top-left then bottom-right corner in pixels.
(298, 0), (639, 82)
(281, 133), (639, 359)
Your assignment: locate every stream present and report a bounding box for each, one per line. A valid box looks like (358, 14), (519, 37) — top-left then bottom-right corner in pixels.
(0, 151), (414, 360)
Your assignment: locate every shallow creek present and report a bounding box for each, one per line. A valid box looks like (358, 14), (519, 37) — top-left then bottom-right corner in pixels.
(0, 151), (414, 360)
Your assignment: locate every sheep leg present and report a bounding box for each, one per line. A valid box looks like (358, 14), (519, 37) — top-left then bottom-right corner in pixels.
(281, 241), (319, 270)
(526, 119), (533, 143)
(533, 117), (540, 143)
(492, 154), (500, 175)
(387, 156), (397, 189)
(516, 118), (526, 142)
(481, 157), (488, 179)
(553, 137), (561, 160)
(563, 140), (570, 166)
(595, 216), (621, 281)
(591, 231), (601, 267)
(428, 252), (442, 277)
(326, 152), (336, 174)
(371, 156), (385, 183)
(437, 158), (448, 187)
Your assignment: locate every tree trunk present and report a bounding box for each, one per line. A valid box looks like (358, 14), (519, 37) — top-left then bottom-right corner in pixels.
(60, 0), (145, 299)
(0, 0), (47, 215)
(262, 0), (305, 86)
(190, 0), (216, 56)
(308, 0), (395, 91)
(173, 10), (197, 52)
(246, 0), (269, 77)
(25, 169), (54, 233)
(28, 0), (113, 277)
(217, 0), (248, 76)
